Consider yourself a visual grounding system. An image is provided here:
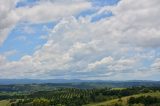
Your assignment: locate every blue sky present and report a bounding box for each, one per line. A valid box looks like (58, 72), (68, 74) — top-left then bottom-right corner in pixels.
(0, 22), (55, 61)
(0, 0), (118, 61)
(0, 0), (160, 80)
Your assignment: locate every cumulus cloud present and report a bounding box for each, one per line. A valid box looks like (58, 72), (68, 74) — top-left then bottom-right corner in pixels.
(88, 56), (113, 70)
(0, 0), (91, 46)
(151, 58), (160, 70)
(112, 0), (160, 48)
(0, 0), (19, 45)
(0, 0), (160, 80)
(16, 0), (91, 23)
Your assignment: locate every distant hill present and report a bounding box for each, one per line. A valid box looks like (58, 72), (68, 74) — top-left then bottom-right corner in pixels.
(0, 79), (160, 88)
(84, 92), (160, 106)
(0, 79), (85, 84)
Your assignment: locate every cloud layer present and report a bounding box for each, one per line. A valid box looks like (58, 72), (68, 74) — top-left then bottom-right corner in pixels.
(0, 0), (160, 80)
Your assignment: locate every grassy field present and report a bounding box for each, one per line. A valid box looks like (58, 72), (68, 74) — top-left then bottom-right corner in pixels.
(84, 91), (160, 106)
(0, 100), (10, 106)
(111, 88), (126, 90)
(0, 86), (160, 106)
(1, 92), (160, 106)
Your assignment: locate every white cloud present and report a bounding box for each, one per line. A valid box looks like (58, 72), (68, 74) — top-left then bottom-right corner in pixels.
(88, 56), (113, 70)
(151, 58), (160, 70)
(0, 0), (20, 45)
(112, 0), (160, 48)
(0, 0), (91, 46)
(16, 0), (91, 23)
(108, 58), (139, 72)
(0, 55), (7, 66)
(0, 0), (160, 80)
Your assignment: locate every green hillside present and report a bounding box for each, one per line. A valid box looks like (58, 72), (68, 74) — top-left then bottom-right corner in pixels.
(84, 92), (160, 106)
(0, 100), (10, 106)
(1, 85), (160, 106)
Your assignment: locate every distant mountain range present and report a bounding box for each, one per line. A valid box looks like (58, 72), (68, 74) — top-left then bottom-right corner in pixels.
(0, 79), (160, 87)
(0, 79), (87, 84)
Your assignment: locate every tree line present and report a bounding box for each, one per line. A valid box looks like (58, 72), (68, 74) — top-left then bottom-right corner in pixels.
(9, 86), (160, 106)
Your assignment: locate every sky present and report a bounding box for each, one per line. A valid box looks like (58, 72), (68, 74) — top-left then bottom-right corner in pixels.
(0, 0), (160, 80)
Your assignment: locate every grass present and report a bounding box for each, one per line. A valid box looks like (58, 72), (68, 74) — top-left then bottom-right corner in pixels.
(0, 100), (10, 106)
(111, 88), (126, 90)
(1, 91), (160, 106)
(84, 91), (160, 106)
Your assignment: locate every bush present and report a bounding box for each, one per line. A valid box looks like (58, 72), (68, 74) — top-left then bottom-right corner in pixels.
(128, 96), (160, 105)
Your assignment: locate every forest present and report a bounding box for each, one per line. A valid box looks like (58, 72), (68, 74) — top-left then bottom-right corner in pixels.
(0, 82), (160, 106)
